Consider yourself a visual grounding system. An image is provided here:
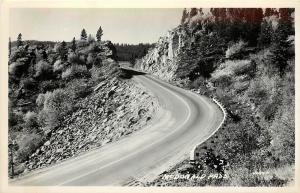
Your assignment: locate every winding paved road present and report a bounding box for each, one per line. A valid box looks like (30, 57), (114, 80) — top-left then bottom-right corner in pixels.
(10, 73), (223, 186)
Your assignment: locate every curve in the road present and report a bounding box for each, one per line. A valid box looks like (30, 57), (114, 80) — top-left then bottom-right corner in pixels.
(10, 74), (223, 186)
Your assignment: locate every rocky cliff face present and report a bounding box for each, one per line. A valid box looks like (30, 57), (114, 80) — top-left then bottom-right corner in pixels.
(135, 8), (215, 81)
(135, 26), (191, 81)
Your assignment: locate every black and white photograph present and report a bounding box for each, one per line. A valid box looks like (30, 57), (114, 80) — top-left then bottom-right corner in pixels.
(0, 0), (299, 192)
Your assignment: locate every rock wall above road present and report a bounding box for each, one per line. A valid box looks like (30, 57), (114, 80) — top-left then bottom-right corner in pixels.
(135, 8), (223, 82)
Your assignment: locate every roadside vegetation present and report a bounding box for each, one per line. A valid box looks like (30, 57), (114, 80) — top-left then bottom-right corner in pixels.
(143, 8), (295, 186)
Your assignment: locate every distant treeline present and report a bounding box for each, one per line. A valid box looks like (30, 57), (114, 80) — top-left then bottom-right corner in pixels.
(114, 43), (154, 63)
(11, 40), (57, 48)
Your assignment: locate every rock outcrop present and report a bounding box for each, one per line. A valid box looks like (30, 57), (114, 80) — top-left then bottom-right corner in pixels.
(135, 27), (188, 81)
(135, 9), (215, 81)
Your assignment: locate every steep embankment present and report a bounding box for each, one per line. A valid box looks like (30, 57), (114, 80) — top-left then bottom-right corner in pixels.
(25, 76), (159, 171)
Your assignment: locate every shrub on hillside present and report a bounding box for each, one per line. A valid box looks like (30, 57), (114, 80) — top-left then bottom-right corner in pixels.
(34, 60), (53, 79)
(86, 53), (96, 68)
(23, 111), (39, 133)
(9, 110), (24, 129)
(9, 61), (25, 77)
(260, 93), (281, 121)
(225, 40), (247, 59)
(38, 89), (73, 130)
(61, 64), (90, 80)
(20, 78), (37, 90)
(87, 53), (94, 64)
(67, 79), (93, 99)
(77, 40), (89, 48)
(36, 93), (47, 108)
(211, 70), (232, 87)
(246, 80), (268, 103)
(53, 59), (64, 72)
(233, 81), (249, 93)
(9, 47), (27, 63)
(189, 76), (206, 89)
(211, 60), (256, 87)
(16, 132), (43, 162)
(38, 80), (60, 93)
(232, 60), (256, 76)
(67, 53), (85, 65)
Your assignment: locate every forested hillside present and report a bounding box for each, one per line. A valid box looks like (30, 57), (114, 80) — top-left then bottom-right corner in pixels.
(8, 29), (159, 177)
(137, 8), (295, 186)
(114, 43), (154, 64)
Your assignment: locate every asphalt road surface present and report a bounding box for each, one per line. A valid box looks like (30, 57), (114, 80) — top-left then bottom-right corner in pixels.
(10, 73), (223, 186)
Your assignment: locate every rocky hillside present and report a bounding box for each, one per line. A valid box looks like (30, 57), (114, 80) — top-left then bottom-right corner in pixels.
(136, 8), (295, 186)
(8, 37), (159, 176)
(25, 76), (158, 172)
(136, 8), (293, 82)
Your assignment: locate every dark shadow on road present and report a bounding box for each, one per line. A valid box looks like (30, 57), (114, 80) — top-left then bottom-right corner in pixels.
(119, 67), (146, 79)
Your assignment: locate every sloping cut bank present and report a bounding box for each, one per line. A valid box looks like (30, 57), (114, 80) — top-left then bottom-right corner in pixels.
(24, 76), (160, 172)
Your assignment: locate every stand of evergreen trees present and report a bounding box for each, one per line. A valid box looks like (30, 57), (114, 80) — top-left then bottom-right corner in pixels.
(177, 8), (294, 80)
(114, 43), (154, 63)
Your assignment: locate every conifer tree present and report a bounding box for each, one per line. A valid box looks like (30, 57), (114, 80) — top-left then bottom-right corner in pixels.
(17, 33), (23, 47)
(71, 37), (76, 52)
(81, 29), (87, 41)
(258, 20), (273, 48)
(269, 18), (293, 77)
(96, 26), (103, 42)
(59, 41), (68, 61)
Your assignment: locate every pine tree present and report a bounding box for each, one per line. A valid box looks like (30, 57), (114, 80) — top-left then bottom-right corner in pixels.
(81, 29), (87, 41)
(258, 20), (273, 48)
(59, 41), (68, 61)
(17, 33), (23, 47)
(71, 37), (76, 52)
(269, 19), (292, 77)
(96, 26), (103, 42)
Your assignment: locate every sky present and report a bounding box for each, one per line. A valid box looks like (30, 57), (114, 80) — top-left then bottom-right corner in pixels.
(9, 8), (183, 44)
